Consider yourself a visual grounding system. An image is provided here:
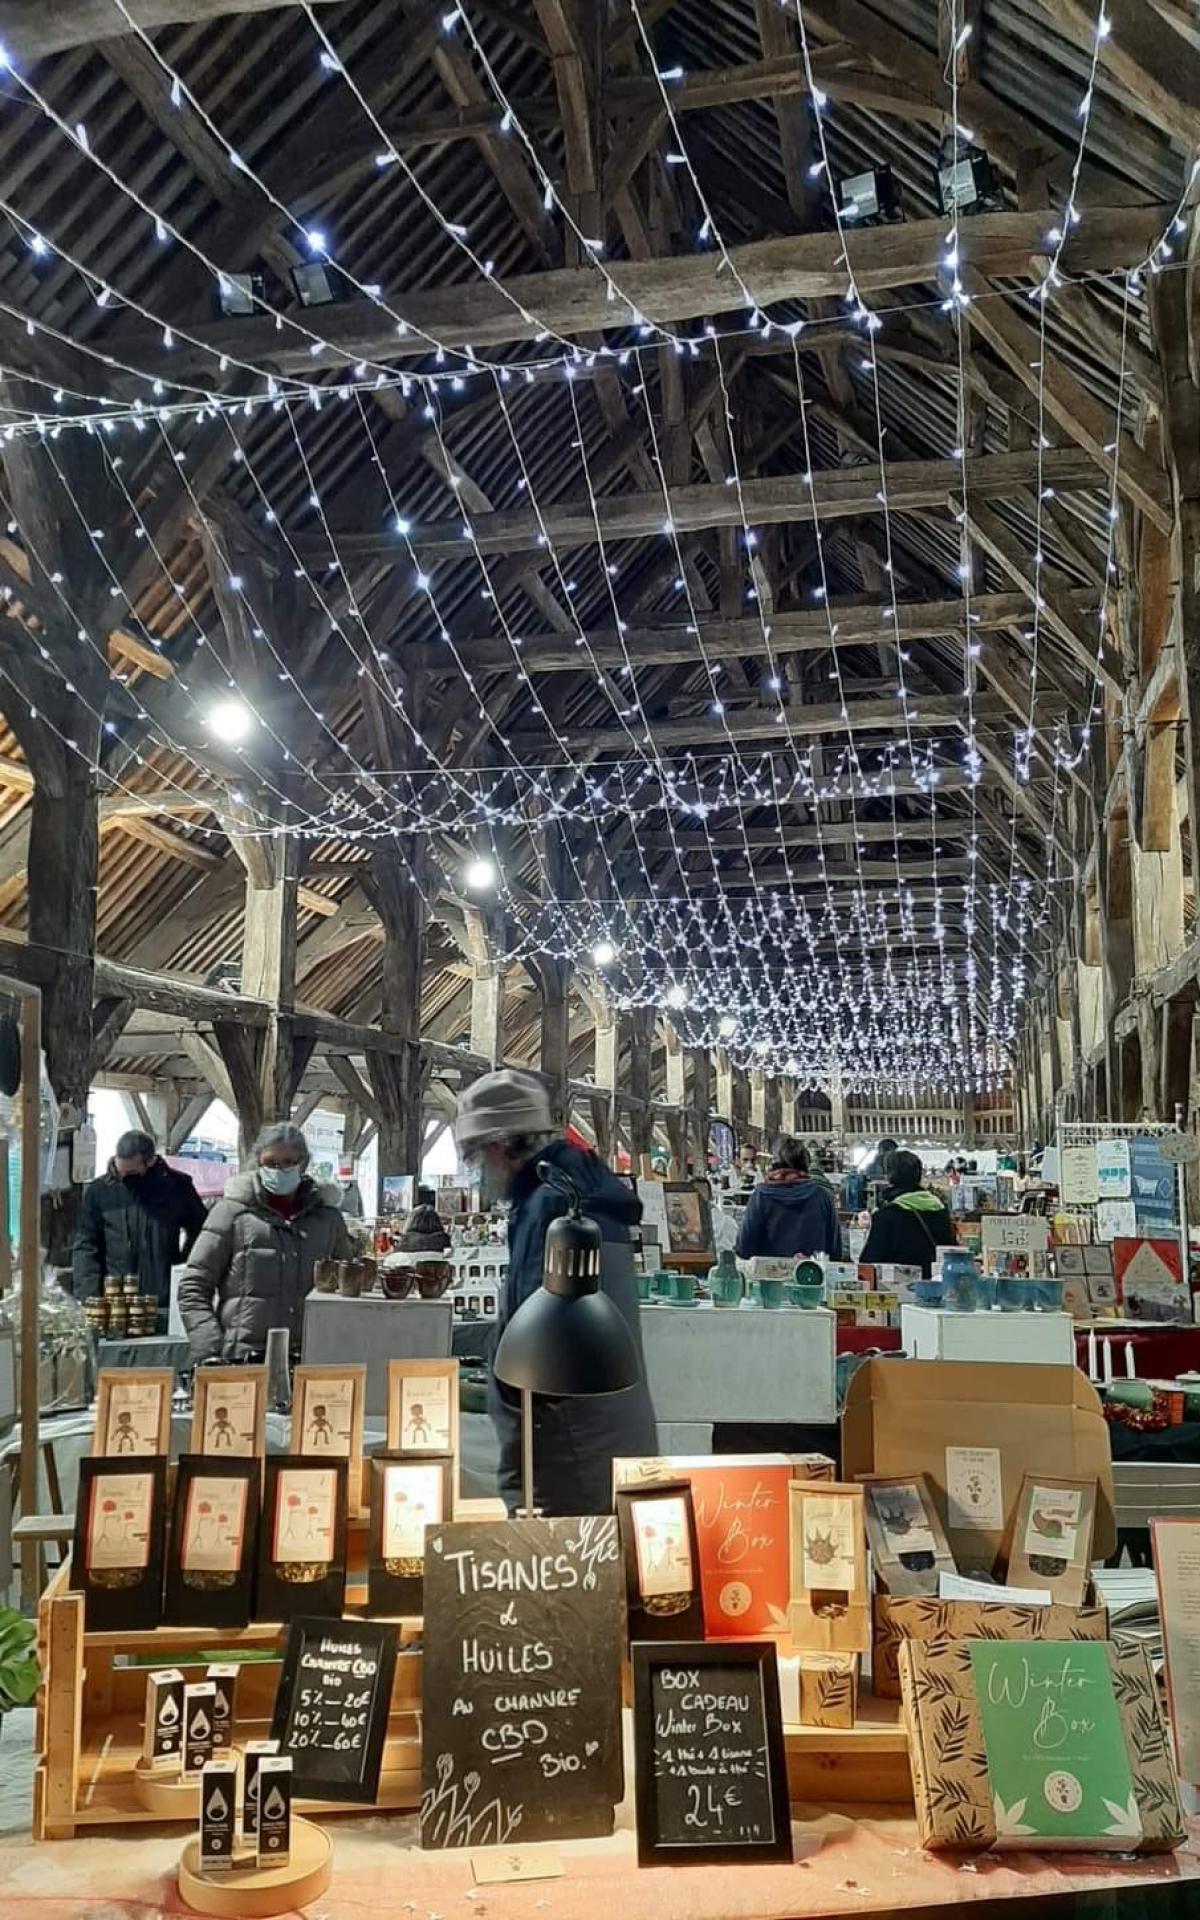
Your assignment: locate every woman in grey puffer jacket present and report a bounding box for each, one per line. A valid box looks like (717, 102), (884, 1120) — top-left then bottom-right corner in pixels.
(178, 1123), (351, 1364)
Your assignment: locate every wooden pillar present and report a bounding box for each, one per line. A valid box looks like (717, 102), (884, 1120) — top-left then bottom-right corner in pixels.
(626, 1005), (654, 1163)
(662, 1021), (685, 1108)
(1152, 273), (1200, 893)
(465, 908), (506, 1067)
(716, 1048), (734, 1122)
(364, 841), (430, 1182)
(535, 958), (572, 1131)
(749, 1070), (767, 1137)
(688, 1047), (711, 1175)
(763, 1076), (782, 1145)
(591, 1006), (618, 1162)
(779, 1075), (797, 1138)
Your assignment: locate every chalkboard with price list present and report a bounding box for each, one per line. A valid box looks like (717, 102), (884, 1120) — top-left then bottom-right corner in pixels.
(271, 1615), (399, 1802)
(631, 1641), (792, 1866)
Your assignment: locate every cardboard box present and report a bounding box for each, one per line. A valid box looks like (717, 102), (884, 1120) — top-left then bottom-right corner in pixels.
(901, 1637), (1183, 1852)
(873, 1593), (1108, 1698)
(797, 1653), (858, 1729)
(841, 1359), (1115, 1568)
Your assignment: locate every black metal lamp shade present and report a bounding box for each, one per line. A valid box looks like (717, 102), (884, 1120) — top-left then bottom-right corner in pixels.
(493, 1181), (641, 1398)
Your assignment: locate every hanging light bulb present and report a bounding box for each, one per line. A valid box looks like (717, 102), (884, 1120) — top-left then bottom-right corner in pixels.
(665, 983), (688, 1010)
(464, 856), (497, 892)
(718, 1014), (738, 1039)
(591, 940), (617, 967)
(206, 696), (255, 744)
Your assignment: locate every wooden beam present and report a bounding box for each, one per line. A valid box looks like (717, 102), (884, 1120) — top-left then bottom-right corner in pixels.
(0, 0), (343, 57)
(963, 268), (1173, 534)
(310, 448), (1102, 563)
(131, 210), (1167, 382)
(966, 503), (1123, 697)
(1036, 0), (1200, 150)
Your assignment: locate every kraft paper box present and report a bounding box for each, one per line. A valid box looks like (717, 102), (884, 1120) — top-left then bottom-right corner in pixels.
(797, 1653), (859, 1729)
(841, 1359), (1116, 1569)
(873, 1594), (1108, 1699)
(901, 1637), (1183, 1853)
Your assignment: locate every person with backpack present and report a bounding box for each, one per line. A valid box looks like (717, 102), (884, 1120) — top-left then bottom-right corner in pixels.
(735, 1137), (844, 1260)
(859, 1149), (957, 1277)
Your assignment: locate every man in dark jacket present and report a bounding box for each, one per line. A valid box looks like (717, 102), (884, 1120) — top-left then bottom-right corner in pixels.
(72, 1129), (207, 1305)
(860, 1149), (957, 1277)
(736, 1138), (843, 1260)
(455, 1070), (657, 1516)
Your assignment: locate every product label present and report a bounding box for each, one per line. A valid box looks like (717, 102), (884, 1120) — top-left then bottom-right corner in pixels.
(945, 1446), (1005, 1531)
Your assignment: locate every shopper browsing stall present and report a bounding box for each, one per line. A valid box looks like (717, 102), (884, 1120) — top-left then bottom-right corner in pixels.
(859, 1149), (956, 1277)
(454, 1069), (656, 1516)
(72, 1128), (206, 1308)
(177, 1123), (350, 1363)
(735, 1137), (844, 1260)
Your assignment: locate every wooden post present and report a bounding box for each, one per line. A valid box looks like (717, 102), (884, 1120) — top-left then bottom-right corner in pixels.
(763, 1076), (782, 1144)
(465, 908), (506, 1067)
(5, 977), (43, 1609)
(626, 1005), (654, 1163)
(688, 1047), (711, 1174)
(364, 842), (430, 1184)
(716, 1048), (734, 1125)
(536, 957), (572, 1131)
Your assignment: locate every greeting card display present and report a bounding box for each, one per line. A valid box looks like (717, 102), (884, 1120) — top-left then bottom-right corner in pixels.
(71, 1457), (167, 1630)
(190, 1366), (267, 1458)
(862, 1473), (957, 1598)
(616, 1479), (703, 1641)
(93, 1369), (173, 1458)
(292, 1365), (366, 1511)
(998, 1474), (1097, 1606)
(164, 1456), (261, 1627)
(789, 1480), (869, 1653)
(255, 1456), (348, 1622)
(386, 1359), (458, 1461)
(367, 1453), (452, 1616)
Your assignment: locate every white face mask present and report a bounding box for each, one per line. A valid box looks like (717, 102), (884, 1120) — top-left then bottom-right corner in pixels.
(259, 1163), (302, 1196)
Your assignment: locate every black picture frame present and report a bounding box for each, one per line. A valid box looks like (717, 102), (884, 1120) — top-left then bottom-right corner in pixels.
(270, 1614), (399, 1804)
(661, 1180), (714, 1258)
(71, 1457), (167, 1633)
(616, 1481), (704, 1642)
(631, 1640), (793, 1867)
(254, 1455), (348, 1623)
(164, 1455), (261, 1628)
(366, 1453), (452, 1618)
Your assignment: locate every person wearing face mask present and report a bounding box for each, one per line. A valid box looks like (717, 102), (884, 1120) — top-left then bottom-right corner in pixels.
(177, 1122), (350, 1364)
(72, 1129), (207, 1309)
(454, 1069), (657, 1516)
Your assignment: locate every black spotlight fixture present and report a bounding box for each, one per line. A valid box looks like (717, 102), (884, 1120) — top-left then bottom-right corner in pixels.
(217, 269), (264, 319)
(935, 135), (1001, 216)
(290, 260), (346, 308)
(836, 165), (903, 227)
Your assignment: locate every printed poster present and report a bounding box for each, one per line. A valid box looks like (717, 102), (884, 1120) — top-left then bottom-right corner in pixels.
(1058, 1146), (1099, 1207)
(1095, 1138), (1131, 1200)
(1153, 1520), (1200, 1783)
(1129, 1135), (1177, 1236)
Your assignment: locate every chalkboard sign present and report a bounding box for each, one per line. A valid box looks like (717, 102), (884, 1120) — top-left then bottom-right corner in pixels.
(270, 1615), (399, 1803)
(420, 1516), (624, 1849)
(631, 1641), (792, 1866)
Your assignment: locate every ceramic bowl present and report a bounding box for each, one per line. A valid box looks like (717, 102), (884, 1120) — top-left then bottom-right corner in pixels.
(788, 1282), (825, 1310)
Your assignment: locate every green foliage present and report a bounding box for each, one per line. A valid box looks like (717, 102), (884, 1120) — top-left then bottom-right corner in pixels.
(0, 1609), (39, 1713)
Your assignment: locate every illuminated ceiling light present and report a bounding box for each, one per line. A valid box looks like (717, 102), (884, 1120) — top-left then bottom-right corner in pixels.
(591, 940), (617, 967)
(206, 696), (255, 744)
(290, 260), (344, 307)
(665, 983), (688, 1010)
(464, 856), (497, 892)
(217, 269), (264, 318)
(718, 1014), (738, 1039)
(836, 166), (902, 227)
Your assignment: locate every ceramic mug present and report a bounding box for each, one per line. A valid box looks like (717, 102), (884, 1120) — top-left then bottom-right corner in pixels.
(710, 1271), (742, 1308)
(788, 1282), (824, 1310)
(670, 1271), (697, 1304)
(312, 1258), (338, 1294)
(758, 1279), (785, 1309)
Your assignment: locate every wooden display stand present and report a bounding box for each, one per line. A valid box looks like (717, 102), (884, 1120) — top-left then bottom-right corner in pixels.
(178, 1816), (332, 1917)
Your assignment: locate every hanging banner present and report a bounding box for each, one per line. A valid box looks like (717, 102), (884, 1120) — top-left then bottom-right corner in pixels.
(1094, 1138), (1132, 1201)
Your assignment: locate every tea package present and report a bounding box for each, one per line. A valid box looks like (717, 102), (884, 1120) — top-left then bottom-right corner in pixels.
(997, 1474), (1097, 1606)
(862, 1473), (957, 1597)
(616, 1479), (704, 1641)
(789, 1481), (869, 1654)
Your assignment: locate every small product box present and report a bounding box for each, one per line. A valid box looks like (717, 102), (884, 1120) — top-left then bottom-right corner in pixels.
(242, 1738), (279, 1843)
(182, 1680), (217, 1779)
(198, 1757), (238, 1874)
(822, 1260), (864, 1291)
(256, 1755), (292, 1868)
(206, 1664), (237, 1752)
(142, 1667), (185, 1770)
(797, 1652), (859, 1729)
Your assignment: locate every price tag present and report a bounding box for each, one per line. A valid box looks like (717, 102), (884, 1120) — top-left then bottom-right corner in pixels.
(471, 1850), (565, 1885)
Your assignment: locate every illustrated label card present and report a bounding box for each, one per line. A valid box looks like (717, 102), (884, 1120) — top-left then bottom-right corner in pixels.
(400, 1373), (452, 1454)
(194, 1375), (263, 1457)
(96, 1375), (170, 1457)
(945, 1446), (1005, 1532)
(274, 1468), (337, 1563)
(88, 1471), (153, 1569)
(382, 1461), (444, 1566)
(969, 1641), (1139, 1848)
(296, 1377), (355, 1456)
(800, 1494), (858, 1593)
(1024, 1486), (1083, 1564)
(868, 1483), (936, 1561)
(862, 1474), (956, 1598)
(181, 1476), (249, 1576)
(632, 1493), (693, 1600)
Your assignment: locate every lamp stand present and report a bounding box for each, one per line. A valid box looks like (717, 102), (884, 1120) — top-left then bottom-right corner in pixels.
(518, 1387), (541, 1520)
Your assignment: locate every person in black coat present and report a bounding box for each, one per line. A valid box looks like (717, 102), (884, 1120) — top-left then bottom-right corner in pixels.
(72, 1129), (207, 1305)
(859, 1150), (957, 1278)
(455, 1070), (657, 1517)
(736, 1137), (843, 1260)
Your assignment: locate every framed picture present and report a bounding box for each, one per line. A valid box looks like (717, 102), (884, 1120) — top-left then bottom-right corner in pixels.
(93, 1369), (173, 1459)
(386, 1359), (459, 1461)
(271, 1616), (399, 1805)
(661, 1181), (714, 1259)
(291, 1365), (365, 1511)
(255, 1456), (349, 1623)
(164, 1456), (261, 1628)
(367, 1453), (453, 1616)
(631, 1641), (792, 1866)
(616, 1479), (704, 1641)
(191, 1367), (267, 1459)
(71, 1458), (167, 1631)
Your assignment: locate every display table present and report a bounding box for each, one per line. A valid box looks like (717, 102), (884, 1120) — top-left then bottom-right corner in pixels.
(901, 1307), (1075, 1365)
(640, 1303), (836, 1439)
(301, 1295), (454, 1416)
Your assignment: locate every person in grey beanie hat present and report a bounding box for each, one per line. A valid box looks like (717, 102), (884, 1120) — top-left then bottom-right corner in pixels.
(455, 1068), (657, 1516)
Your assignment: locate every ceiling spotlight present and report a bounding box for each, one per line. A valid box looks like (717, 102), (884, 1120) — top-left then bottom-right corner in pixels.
(836, 165), (902, 226)
(290, 260), (344, 307)
(206, 696), (255, 744)
(935, 137), (1000, 216)
(217, 269), (264, 318)
(464, 856), (497, 891)
(718, 1014), (738, 1039)
(591, 940), (617, 967)
(665, 983), (688, 1010)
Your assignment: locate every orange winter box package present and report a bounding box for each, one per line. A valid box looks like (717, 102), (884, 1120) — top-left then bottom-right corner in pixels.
(615, 1453), (827, 1636)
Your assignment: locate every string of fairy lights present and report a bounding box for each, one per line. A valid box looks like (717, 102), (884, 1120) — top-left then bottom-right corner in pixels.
(0, 0), (1181, 1089)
